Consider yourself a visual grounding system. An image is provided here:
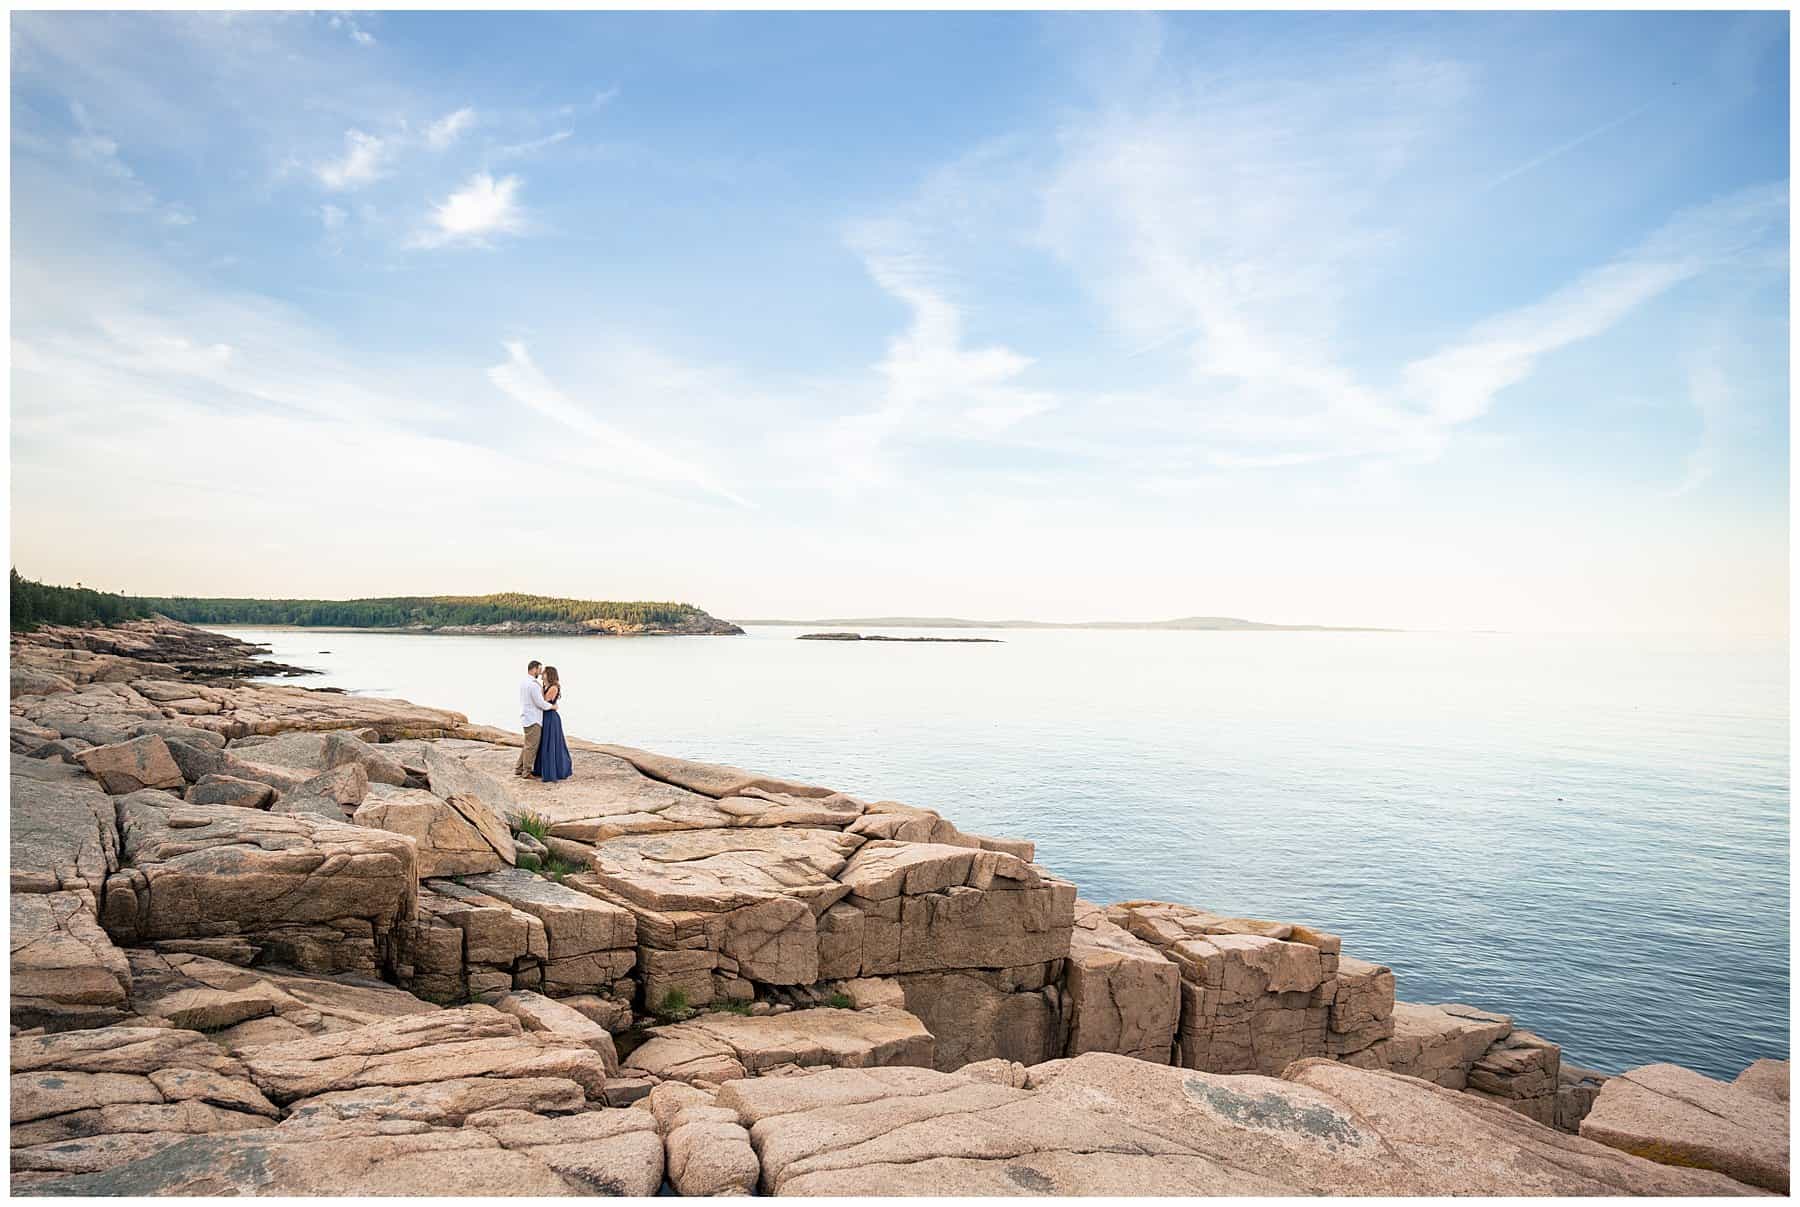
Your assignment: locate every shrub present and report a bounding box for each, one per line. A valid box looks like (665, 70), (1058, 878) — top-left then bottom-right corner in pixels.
(654, 988), (691, 1020)
(823, 991), (855, 1010)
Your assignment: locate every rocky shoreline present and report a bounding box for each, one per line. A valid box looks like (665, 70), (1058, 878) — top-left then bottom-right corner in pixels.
(413, 616), (744, 637)
(9, 619), (1788, 1195)
(797, 632), (1003, 643)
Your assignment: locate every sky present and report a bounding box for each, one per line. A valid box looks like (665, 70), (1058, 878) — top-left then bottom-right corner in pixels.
(8, 11), (1791, 633)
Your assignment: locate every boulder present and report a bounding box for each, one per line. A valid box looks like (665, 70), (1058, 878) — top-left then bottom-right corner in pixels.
(185, 775), (277, 810)
(1326, 954), (1395, 1056)
(11, 1025), (279, 1183)
(580, 828), (861, 985)
(162, 738), (310, 793)
(353, 785), (506, 878)
(11, 890), (131, 1030)
(1557, 1063), (1610, 1133)
(1736, 1057), (1789, 1104)
(12, 715), (64, 751)
(448, 743), (735, 840)
(714, 1051), (1760, 1196)
(896, 966), (1065, 1070)
(1063, 898), (1178, 1063)
(240, 1004), (608, 1105)
(75, 735), (184, 794)
(124, 951), (438, 1044)
(21, 1106), (663, 1196)
(11, 764), (119, 896)
(818, 869), (1076, 981)
(228, 731), (407, 786)
(104, 791), (418, 975)
(14, 666), (77, 697)
(459, 868), (635, 995)
(652, 1083), (760, 1195)
(838, 840), (1041, 899)
(1101, 906), (1346, 1079)
(492, 991), (621, 1073)
(592, 744), (837, 800)
(625, 1005), (933, 1084)
(1466, 1028), (1560, 1126)
(423, 744), (519, 865)
(286, 1076), (589, 1125)
(1371, 1001), (1515, 1088)
(1580, 1061), (1789, 1192)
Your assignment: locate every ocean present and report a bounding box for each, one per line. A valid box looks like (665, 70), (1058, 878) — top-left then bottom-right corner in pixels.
(216, 623), (1789, 1079)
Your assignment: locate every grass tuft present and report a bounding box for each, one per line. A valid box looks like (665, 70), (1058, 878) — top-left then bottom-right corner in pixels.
(516, 853), (541, 873)
(512, 811), (550, 842)
(653, 988), (691, 1020)
(540, 855), (579, 883)
(823, 991), (855, 1010)
(710, 999), (753, 1016)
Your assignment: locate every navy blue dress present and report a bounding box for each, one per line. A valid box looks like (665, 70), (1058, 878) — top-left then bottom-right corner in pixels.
(534, 695), (573, 782)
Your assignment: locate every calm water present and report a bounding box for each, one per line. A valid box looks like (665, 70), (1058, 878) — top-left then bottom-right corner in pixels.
(219, 624), (1789, 1078)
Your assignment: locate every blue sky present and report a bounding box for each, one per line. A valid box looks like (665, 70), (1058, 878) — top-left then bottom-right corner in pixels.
(9, 11), (1789, 632)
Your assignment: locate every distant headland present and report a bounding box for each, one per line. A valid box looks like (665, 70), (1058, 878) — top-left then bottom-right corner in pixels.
(9, 573), (742, 637)
(741, 615), (1393, 633)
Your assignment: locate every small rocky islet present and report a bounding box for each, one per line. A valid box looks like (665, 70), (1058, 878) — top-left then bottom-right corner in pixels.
(8, 619), (1788, 1195)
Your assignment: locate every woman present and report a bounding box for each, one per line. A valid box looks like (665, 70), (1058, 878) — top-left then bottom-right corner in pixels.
(533, 665), (574, 783)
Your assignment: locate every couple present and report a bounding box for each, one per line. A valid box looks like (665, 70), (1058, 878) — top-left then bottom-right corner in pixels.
(515, 659), (573, 783)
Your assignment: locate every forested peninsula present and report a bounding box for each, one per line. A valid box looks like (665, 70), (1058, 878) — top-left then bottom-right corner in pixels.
(10, 573), (742, 636)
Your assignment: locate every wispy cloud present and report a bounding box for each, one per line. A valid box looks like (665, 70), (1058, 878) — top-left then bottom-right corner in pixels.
(410, 171), (526, 248)
(424, 106), (475, 150)
(327, 13), (376, 47)
(315, 129), (386, 190)
(1480, 100), (1656, 194)
(1403, 183), (1787, 440)
(486, 342), (750, 506)
(59, 101), (195, 226)
(496, 129), (573, 159)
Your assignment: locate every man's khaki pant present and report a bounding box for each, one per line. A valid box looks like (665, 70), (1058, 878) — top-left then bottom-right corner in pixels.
(516, 723), (542, 776)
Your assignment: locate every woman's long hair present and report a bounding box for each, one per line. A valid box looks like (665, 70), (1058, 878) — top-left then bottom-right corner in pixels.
(542, 665), (561, 695)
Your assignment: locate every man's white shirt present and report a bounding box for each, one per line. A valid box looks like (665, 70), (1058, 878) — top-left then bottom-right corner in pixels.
(520, 675), (549, 728)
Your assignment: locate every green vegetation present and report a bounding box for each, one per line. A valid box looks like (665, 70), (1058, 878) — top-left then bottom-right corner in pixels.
(512, 812), (550, 842)
(142, 591), (716, 630)
(653, 988), (692, 1021)
(11, 571), (150, 632)
(709, 1000), (753, 1016)
(823, 991), (855, 1010)
(518, 853), (578, 884)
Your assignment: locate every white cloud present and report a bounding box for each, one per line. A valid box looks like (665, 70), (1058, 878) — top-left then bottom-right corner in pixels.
(496, 129), (572, 159)
(59, 102), (197, 228)
(486, 342), (749, 506)
(791, 218), (1055, 489)
(319, 203), (346, 230)
(327, 14), (375, 47)
(424, 106), (475, 150)
(1402, 184), (1788, 437)
(315, 129), (386, 190)
(410, 172), (526, 248)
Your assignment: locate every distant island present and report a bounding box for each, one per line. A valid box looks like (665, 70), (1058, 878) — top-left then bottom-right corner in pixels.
(10, 573), (742, 637)
(741, 615), (1391, 633)
(797, 632), (1002, 643)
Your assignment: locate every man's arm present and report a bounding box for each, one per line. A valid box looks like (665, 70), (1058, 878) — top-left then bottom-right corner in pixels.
(528, 679), (550, 710)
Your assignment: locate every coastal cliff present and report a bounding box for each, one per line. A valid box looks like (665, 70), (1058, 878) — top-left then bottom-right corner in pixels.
(8, 619), (1788, 1195)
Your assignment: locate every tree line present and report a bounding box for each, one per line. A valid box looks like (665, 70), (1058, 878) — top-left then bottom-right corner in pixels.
(11, 570), (150, 631)
(11, 573), (711, 632)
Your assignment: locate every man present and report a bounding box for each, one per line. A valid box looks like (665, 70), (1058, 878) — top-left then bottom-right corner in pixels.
(516, 659), (550, 778)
